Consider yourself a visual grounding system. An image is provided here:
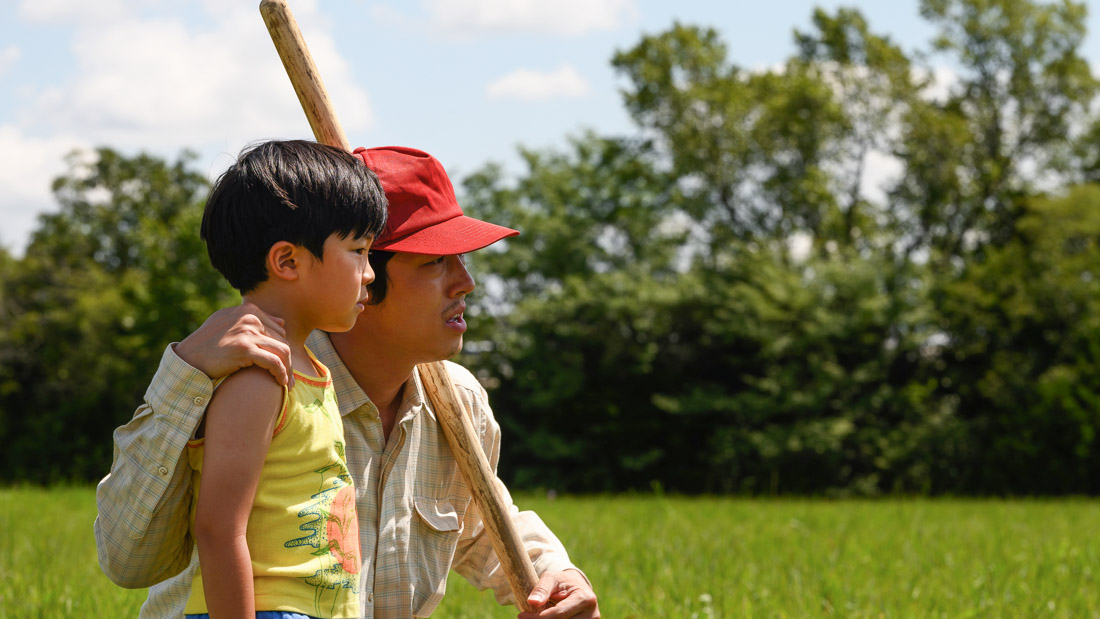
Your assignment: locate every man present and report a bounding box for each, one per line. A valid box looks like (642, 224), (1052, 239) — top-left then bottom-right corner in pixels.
(94, 145), (600, 619)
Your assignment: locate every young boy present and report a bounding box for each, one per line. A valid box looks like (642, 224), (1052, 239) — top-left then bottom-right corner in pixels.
(184, 140), (387, 619)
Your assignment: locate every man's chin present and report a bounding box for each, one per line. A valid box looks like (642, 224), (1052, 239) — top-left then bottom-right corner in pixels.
(416, 338), (464, 365)
(444, 340), (463, 360)
(441, 337), (464, 361)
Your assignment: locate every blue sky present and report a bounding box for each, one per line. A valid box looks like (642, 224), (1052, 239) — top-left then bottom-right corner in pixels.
(1, 0), (1098, 254)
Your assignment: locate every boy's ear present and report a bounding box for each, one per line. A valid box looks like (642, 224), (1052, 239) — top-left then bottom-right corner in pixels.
(266, 241), (301, 282)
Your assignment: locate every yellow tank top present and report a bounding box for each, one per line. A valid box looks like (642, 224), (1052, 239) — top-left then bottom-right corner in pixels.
(184, 349), (361, 618)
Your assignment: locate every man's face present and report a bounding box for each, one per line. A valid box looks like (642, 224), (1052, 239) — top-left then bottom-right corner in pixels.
(355, 252), (474, 366)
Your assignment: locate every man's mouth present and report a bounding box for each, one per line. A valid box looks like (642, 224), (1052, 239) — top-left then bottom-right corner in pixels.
(444, 301), (467, 330)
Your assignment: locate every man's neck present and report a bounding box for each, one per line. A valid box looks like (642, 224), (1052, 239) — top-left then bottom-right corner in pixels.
(330, 330), (415, 433)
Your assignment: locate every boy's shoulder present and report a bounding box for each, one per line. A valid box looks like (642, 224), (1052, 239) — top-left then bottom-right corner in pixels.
(212, 366), (284, 402)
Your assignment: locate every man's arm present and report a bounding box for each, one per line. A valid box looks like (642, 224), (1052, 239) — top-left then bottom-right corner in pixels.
(445, 364), (599, 618)
(94, 304), (291, 588)
(94, 343), (213, 588)
(194, 367), (282, 617)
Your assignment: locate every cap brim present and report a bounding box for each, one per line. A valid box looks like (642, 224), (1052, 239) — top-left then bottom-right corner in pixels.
(373, 215), (519, 255)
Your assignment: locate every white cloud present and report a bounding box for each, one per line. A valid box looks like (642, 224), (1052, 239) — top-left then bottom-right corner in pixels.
(423, 0), (639, 37)
(914, 65), (960, 103)
(487, 65), (588, 101)
(18, 0), (131, 23)
(787, 231), (813, 263)
(22, 3), (371, 150)
(0, 126), (89, 255)
(861, 149), (905, 205)
(5, 1), (370, 253)
(0, 46), (20, 77)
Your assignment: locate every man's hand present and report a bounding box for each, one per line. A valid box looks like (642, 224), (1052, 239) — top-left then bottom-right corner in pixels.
(174, 303), (293, 385)
(518, 569), (599, 619)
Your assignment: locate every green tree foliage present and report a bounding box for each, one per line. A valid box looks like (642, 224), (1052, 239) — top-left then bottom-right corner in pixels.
(0, 148), (235, 482)
(908, 0), (1097, 255)
(457, 0), (1100, 495)
(3, 0), (1099, 496)
(935, 185), (1100, 493)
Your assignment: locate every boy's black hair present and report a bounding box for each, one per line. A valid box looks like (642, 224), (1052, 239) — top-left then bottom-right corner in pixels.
(201, 140), (388, 293)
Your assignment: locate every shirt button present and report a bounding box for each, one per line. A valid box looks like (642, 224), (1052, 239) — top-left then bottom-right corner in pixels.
(157, 466), (169, 476)
(193, 396), (205, 406)
(367, 593), (373, 603)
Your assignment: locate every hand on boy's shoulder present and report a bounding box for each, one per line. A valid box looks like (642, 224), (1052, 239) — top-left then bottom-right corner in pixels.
(178, 303), (292, 386)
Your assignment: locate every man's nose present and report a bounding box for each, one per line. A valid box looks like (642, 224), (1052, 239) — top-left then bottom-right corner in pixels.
(449, 255), (475, 296)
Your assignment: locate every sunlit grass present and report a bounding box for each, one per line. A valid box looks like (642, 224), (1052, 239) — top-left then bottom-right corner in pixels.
(0, 486), (147, 618)
(2, 487), (1099, 618)
(438, 495), (1100, 618)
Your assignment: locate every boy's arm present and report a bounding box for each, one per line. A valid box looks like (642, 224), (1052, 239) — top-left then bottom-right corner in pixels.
(194, 367), (283, 618)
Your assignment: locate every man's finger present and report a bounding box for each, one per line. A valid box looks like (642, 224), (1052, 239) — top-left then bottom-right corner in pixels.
(254, 312), (287, 339)
(248, 347), (292, 386)
(261, 339), (294, 385)
(518, 572), (598, 619)
(257, 337), (293, 364)
(527, 581), (552, 608)
(518, 594), (598, 619)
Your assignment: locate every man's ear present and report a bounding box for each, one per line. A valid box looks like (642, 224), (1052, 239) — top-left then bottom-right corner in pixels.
(267, 241), (301, 282)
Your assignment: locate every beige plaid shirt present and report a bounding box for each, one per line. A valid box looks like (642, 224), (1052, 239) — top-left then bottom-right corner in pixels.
(95, 331), (577, 618)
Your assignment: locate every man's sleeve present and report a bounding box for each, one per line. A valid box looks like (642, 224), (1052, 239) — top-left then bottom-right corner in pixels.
(94, 344), (214, 589)
(446, 367), (585, 605)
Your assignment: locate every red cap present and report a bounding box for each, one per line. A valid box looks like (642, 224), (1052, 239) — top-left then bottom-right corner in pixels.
(353, 146), (519, 254)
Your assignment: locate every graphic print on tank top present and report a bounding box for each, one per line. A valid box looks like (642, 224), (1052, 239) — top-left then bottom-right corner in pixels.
(283, 397), (361, 616)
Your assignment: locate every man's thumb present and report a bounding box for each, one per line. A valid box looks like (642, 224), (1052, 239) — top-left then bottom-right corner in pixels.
(528, 585), (550, 606)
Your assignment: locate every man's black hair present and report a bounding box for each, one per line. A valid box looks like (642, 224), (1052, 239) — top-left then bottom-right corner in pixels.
(365, 250), (395, 305)
(201, 140), (388, 293)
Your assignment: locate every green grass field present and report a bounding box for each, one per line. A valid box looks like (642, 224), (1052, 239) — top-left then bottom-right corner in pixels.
(2, 487), (1099, 618)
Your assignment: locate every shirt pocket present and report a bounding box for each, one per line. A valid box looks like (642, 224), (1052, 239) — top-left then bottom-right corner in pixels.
(412, 497), (462, 617)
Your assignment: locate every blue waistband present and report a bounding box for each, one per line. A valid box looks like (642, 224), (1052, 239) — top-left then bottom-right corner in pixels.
(185, 613), (319, 619)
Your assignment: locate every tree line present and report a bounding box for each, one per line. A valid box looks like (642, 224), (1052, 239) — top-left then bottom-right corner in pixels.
(3, 0), (1100, 494)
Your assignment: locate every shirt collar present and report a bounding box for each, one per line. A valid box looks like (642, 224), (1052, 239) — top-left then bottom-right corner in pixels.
(306, 330), (428, 425)
(306, 330), (372, 418)
(404, 366), (431, 424)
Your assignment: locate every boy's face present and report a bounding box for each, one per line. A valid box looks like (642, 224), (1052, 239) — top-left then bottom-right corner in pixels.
(299, 232), (375, 333)
(354, 252), (474, 366)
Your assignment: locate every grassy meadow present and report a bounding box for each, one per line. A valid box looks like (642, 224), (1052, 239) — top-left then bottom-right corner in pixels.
(1, 487), (1098, 618)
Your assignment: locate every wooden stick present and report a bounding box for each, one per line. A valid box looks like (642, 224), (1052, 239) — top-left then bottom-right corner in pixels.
(259, 0), (350, 152)
(258, 0), (538, 611)
(418, 362), (540, 611)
